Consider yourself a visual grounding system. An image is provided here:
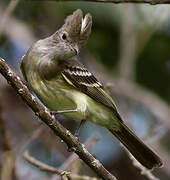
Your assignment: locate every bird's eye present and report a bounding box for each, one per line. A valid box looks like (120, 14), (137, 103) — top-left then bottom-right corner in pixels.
(62, 33), (67, 40)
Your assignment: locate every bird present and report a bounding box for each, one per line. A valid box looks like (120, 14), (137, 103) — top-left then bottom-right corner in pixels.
(20, 9), (163, 170)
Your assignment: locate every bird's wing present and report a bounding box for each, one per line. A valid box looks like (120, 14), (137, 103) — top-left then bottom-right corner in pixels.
(61, 61), (118, 112)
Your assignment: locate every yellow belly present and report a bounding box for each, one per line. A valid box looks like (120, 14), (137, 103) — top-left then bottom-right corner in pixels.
(28, 73), (120, 129)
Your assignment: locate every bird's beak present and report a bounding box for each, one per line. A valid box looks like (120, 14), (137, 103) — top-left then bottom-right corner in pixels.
(70, 44), (79, 55)
(73, 45), (79, 55)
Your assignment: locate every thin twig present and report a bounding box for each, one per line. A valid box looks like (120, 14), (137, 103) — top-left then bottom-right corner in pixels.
(23, 151), (66, 176)
(23, 150), (100, 180)
(0, 57), (117, 180)
(26, 0), (170, 5)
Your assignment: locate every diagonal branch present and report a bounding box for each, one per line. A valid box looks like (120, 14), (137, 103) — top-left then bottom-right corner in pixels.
(0, 57), (117, 180)
(52, 136), (99, 180)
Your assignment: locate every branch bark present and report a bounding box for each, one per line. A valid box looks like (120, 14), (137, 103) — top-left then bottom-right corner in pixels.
(36, 0), (170, 5)
(0, 57), (117, 180)
(52, 136), (99, 180)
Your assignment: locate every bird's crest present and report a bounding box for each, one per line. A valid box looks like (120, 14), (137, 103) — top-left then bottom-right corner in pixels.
(62, 9), (92, 47)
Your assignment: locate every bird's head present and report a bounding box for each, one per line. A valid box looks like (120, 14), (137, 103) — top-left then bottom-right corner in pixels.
(48, 9), (92, 60)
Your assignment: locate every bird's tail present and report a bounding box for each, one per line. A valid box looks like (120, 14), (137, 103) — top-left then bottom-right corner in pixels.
(109, 122), (163, 170)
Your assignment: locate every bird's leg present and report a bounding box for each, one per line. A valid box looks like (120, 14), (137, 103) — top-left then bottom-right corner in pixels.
(50, 109), (78, 115)
(74, 119), (86, 138)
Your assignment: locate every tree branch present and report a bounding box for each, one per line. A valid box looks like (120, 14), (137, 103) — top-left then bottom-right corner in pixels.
(35, 0), (170, 5)
(23, 151), (69, 177)
(59, 136), (99, 171)
(0, 57), (117, 180)
(52, 136), (99, 180)
(23, 151), (100, 180)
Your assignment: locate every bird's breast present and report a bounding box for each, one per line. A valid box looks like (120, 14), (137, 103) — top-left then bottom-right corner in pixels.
(28, 72), (88, 120)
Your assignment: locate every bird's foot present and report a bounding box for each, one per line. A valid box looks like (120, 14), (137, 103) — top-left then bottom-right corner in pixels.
(50, 109), (77, 116)
(74, 119), (86, 140)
